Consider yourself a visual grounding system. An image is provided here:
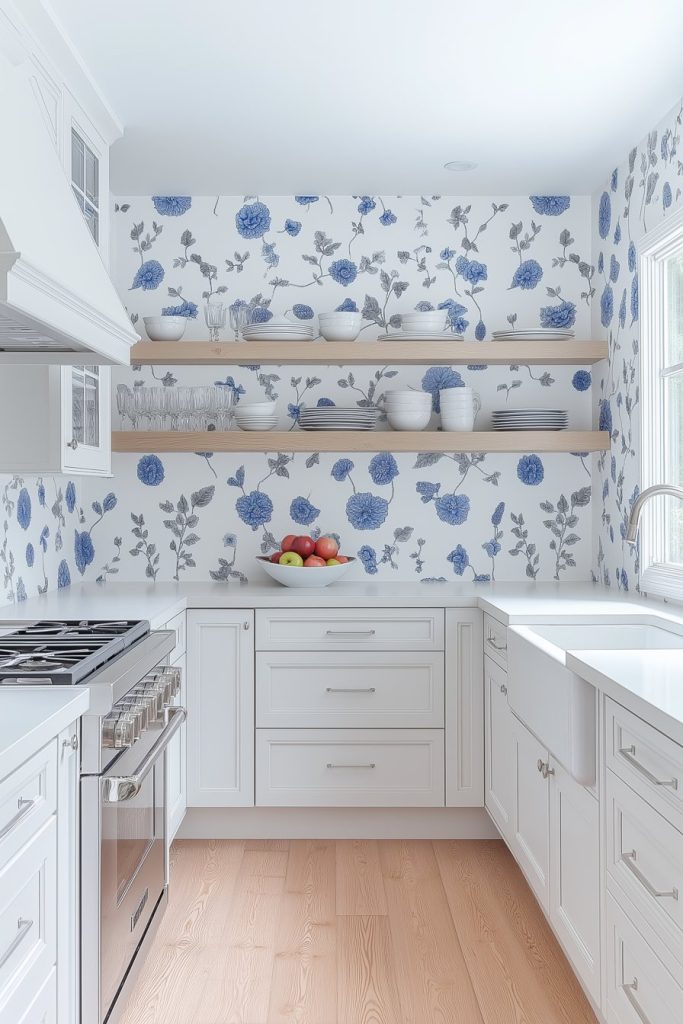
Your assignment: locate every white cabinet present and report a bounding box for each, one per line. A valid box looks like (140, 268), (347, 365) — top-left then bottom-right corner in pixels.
(186, 610), (254, 807)
(512, 714), (551, 911)
(167, 651), (187, 843)
(484, 655), (515, 839)
(445, 609), (483, 807)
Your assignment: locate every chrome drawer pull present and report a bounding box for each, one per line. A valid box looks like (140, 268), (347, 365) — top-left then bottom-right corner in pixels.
(622, 850), (679, 900)
(325, 630), (376, 637)
(326, 762), (376, 769)
(325, 687), (376, 693)
(618, 745), (678, 789)
(487, 636), (507, 652)
(622, 979), (651, 1024)
(0, 797), (36, 841)
(0, 918), (33, 970)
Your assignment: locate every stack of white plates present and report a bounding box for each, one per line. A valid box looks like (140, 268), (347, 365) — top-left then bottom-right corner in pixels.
(298, 406), (380, 431)
(492, 409), (568, 431)
(242, 316), (316, 342)
(235, 401), (279, 431)
(491, 328), (575, 342)
(387, 331), (464, 343)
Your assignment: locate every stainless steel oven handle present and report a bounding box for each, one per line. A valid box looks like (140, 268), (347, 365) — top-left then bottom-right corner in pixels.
(103, 706), (186, 803)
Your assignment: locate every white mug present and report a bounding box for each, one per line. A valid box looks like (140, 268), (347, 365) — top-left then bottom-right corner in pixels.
(440, 391), (481, 431)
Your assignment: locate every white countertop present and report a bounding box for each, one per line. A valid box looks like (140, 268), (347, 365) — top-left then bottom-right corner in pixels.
(0, 687), (89, 780)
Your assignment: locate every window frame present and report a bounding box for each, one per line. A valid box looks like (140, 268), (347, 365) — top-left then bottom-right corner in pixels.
(70, 122), (100, 246)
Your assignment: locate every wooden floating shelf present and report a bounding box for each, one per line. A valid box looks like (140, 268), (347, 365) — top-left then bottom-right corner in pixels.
(129, 340), (608, 367)
(112, 430), (609, 454)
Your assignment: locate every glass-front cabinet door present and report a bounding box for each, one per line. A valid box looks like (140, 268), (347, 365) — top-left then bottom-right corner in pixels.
(61, 365), (111, 475)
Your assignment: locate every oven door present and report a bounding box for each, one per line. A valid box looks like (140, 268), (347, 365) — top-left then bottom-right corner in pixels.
(81, 706), (185, 1024)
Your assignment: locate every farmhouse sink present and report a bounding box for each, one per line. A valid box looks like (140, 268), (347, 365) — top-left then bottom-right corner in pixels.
(519, 621), (683, 651)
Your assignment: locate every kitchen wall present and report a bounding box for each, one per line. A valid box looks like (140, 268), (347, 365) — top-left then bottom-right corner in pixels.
(592, 98), (683, 591)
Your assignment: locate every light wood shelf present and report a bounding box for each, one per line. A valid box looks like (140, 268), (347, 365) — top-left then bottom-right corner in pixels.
(112, 430), (609, 454)
(129, 340), (607, 366)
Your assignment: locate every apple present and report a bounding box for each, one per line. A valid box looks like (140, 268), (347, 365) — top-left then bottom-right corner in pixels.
(314, 535), (339, 560)
(279, 551), (304, 567)
(291, 535), (315, 558)
(335, 555), (349, 564)
(270, 551), (283, 563)
(303, 555), (326, 567)
(281, 534), (297, 552)
(326, 558), (341, 566)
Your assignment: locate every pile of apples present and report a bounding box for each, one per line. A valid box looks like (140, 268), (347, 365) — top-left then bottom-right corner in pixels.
(270, 534), (349, 568)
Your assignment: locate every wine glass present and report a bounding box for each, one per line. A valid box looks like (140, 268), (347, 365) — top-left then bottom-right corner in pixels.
(229, 302), (249, 341)
(204, 302), (227, 342)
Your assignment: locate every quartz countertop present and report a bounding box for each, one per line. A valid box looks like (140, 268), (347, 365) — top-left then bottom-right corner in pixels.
(0, 687), (89, 779)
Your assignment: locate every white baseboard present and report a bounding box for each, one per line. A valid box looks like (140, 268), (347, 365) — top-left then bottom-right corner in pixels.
(178, 806), (497, 840)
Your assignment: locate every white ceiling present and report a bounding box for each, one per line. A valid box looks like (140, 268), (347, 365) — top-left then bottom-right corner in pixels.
(47, 0), (683, 196)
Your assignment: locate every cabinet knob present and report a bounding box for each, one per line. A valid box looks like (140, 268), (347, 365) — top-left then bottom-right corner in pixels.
(242, 620), (250, 630)
(66, 439), (79, 450)
(63, 734), (79, 751)
(500, 683), (507, 695)
(537, 759), (554, 779)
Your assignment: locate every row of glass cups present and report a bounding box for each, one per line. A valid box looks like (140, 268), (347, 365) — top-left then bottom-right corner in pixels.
(116, 384), (234, 430)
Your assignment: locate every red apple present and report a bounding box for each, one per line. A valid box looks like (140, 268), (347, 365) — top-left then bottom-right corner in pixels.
(291, 535), (315, 558)
(270, 551), (283, 563)
(314, 535), (339, 560)
(281, 534), (297, 552)
(335, 555), (349, 564)
(304, 555), (326, 567)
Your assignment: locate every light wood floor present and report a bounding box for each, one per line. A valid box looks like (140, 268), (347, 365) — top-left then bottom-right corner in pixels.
(120, 839), (597, 1024)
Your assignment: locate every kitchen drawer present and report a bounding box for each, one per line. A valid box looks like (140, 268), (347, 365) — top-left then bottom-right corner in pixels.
(606, 768), (683, 957)
(256, 652), (444, 728)
(255, 608), (444, 651)
(0, 742), (56, 870)
(0, 965), (55, 1024)
(0, 819), (56, 1010)
(606, 698), (683, 832)
(483, 614), (507, 667)
(256, 728), (444, 806)
(163, 610), (186, 662)
(606, 892), (683, 1024)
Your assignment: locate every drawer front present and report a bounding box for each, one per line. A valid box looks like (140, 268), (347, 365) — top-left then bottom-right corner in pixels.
(256, 652), (444, 728)
(606, 769), (683, 953)
(0, 742), (57, 870)
(256, 728), (445, 806)
(606, 892), (683, 1024)
(0, 819), (56, 1008)
(0, 965), (56, 1024)
(483, 614), (507, 667)
(256, 608), (444, 651)
(606, 698), (683, 831)
(164, 610), (186, 662)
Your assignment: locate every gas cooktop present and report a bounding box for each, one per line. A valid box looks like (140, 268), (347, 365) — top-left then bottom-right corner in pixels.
(0, 619), (150, 685)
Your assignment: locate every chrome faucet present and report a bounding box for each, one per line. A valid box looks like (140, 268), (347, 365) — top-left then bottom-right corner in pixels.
(625, 484), (683, 544)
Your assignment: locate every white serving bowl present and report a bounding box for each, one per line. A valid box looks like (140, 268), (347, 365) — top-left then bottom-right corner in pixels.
(143, 316), (187, 342)
(257, 555), (355, 588)
(236, 420), (278, 432)
(400, 312), (447, 332)
(319, 316), (361, 342)
(236, 402), (277, 413)
(318, 312), (361, 321)
(387, 409), (431, 431)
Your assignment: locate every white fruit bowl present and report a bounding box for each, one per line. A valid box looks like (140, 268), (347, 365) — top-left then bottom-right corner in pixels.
(257, 556), (355, 588)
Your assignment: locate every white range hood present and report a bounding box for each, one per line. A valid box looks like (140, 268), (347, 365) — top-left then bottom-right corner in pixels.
(0, 49), (139, 364)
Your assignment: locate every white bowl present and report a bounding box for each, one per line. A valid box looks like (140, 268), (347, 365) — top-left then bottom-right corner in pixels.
(236, 402), (277, 413)
(387, 410), (431, 431)
(143, 316), (187, 342)
(400, 312), (447, 331)
(257, 555), (355, 588)
(318, 312), (361, 321)
(236, 421), (278, 431)
(319, 322), (361, 342)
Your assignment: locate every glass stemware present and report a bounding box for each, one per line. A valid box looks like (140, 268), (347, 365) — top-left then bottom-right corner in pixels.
(204, 302), (227, 342)
(229, 302), (249, 342)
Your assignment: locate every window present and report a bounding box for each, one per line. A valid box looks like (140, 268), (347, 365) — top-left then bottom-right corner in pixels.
(71, 127), (99, 244)
(639, 207), (683, 598)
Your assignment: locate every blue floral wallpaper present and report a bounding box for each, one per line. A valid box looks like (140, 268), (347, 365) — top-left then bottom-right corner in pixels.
(592, 98), (683, 591)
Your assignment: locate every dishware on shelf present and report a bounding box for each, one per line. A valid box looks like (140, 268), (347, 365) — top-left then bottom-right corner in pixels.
(383, 332), (464, 342)
(142, 316), (187, 342)
(116, 384), (233, 431)
(318, 312), (361, 342)
(491, 329), (575, 342)
(241, 317), (316, 342)
(298, 406), (380, 431)
(204, 302), (227, 342)
(234, 400), (279, 431)
(387, 408), (431, 431)
(439, 388), (481, 431)
(491, 408), (568, 431)
(229, 302), (250, 341)
(384, 389), (432, 430)
(257, 555), (355, 588)
(400, 310), (448, 332)
(235, 418), (278, 431)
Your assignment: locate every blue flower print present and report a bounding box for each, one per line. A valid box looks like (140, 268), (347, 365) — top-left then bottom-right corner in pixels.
(447, 545), (470, 575)
(295, 196), (319, 206)
(357, 197), (376, 215)
(600, 284), (614, 328)
(137, 454), (165, 486)
(162, 299), (198, 318)
(37, 482), (45, 506)
(235, 201), (271, 239)
(261, 241), (279, 269)
(16, 579), (26, 602)
(614, 222), (622, 244)
(368, 453), (399, 486)
(572, 370), (591, 391)
(435, 493), (470, 525)
(421, 366), (463, 412)
(358, 544), (378, 575)
(292, 303), (314, 320)
(290, 496), (320, 526)
(491, 501), (505, 527)
(598, 191), (611, 239)
(65, 481), (76, 513)
(25, 543), (34, 567)
(57, 560), (71, 589)
(609, 255), (620, 283)
(379, 209), (397, 226)
(440, 247), (456, 261)
(511, 259), (543, 290)
(415, 301), (435, 311)
(132, 260), (164, 291)
(483, 539), (500, 558)
(152, 196), (191, 217)
(74, 530), (95, 575)
(663, 182), (673, 210)
(619, 289), (627, 327)
(438, 299), (469, 334)
(236, 490), (273, 531)
(517, 455), (544, 486)
(475, 321), (486, 341)
(336, 298), (358, 313)
(331, 458), (354, 482)
(346, 492), (388, 530)
(631, 273), (639, 321)
(598, 252), (604, 274)
(287, 403), (301, 424)
(416, 481), (440, 504)
(628, 241), (636, 273)
(16, 487), (31, 530)
(599, 399), (613, 434)
(610, 168), (618, 191)
(250, 306), (273, 324)
(456, 256), (487, 285)
(329, 258), (357, 286)
(316, 397), (335, 407)
(284, 219), (301, 236)
(529, 196), (570, 216)
(540, 299), (576, 330)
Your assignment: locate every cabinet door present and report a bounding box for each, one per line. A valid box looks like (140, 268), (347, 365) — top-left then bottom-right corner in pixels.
(445, 608), (483, 806)
(512, 715), (550, 911)
(61, 365), (111, 475)
(167, 651), (187, 844)
(57, 720), (80, 1024)
(484, 656), (515, 839)
(187, 610), (254, 807)
(549, 758), (600, 1004)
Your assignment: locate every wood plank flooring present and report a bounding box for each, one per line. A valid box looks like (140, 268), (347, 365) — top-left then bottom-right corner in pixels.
(120, 839), (597, 1024)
